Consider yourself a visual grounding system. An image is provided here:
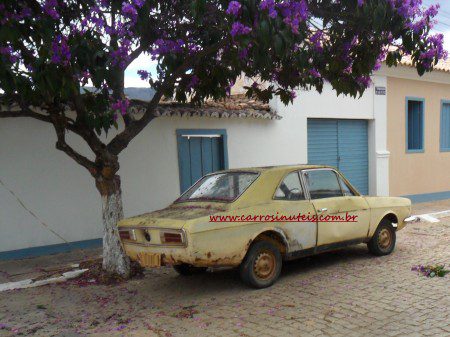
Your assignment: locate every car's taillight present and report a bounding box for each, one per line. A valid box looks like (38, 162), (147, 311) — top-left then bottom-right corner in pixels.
(160, 231), (184, 245)
(119, 229), (135, 241)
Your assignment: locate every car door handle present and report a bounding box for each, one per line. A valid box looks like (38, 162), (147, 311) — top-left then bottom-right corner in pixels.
(318, 208), (327, 213)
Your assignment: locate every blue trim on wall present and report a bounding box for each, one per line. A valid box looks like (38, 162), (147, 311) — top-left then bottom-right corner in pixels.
(405, 97), (425, 153)
(402, 191), (450, 204)
(440, 99), (450, 152)
(0, 238), (102, 261)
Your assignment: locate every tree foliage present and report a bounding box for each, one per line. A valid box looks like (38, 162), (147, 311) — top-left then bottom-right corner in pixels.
(1, 1), (446, 141)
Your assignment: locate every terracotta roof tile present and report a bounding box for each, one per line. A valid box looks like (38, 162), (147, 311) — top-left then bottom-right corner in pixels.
(129, 94), (281, 120)
(398, 55), (450, 73)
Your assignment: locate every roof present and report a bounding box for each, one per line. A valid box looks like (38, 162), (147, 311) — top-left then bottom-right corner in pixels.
(128, 94), (281, 120)
(398, 56), (450, 73)
(219, 164), (333, 173)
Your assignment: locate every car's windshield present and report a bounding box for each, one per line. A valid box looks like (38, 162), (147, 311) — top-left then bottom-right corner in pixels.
(177, 172), (259, 202)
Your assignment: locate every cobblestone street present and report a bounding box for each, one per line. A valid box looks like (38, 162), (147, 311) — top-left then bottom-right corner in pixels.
(0, 205), (449, 337)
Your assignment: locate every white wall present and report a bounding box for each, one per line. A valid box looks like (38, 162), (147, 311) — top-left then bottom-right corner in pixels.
(273, 80), (389, 196)
(0, 79), (389, 252)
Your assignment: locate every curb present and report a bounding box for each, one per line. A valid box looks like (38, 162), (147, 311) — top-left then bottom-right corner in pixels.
(0, 269), (88, 292)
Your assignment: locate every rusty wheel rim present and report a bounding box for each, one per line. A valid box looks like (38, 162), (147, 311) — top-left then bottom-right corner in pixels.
(378, 228), (392, 249)
(253, 250), (276, 280)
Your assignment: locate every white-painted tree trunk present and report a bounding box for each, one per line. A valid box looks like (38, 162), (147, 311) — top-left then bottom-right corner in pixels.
(99, 177), (130, 278)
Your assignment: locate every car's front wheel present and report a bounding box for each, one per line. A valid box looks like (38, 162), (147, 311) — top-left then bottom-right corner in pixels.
(367, 219), (396, 256)
(173, 264), (207, 276)
(239, 241), (282, 288)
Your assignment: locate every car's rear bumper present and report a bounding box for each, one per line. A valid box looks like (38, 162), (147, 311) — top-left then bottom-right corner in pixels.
(122, 242), (190, 267)
(122, 242), (242, 268)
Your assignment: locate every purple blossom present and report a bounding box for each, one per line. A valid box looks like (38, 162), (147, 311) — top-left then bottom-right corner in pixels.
(357, 0), (364, 7)
(51, 35), (71, 66)
(356, 75), (371, 88)
(260, 0), (277, 18)
(187, 75), (200, 90)
(420, 33), (448, 69)
(310, 31), (323, 52)
(42, 0), (59, 19)
(226, 1), (242, 16)
(122, 3), (138, 23)
(137, 70), (150, 80)
(309, 68), (321, 78)
(0, 45), (19, 63)
(151, 39), (184, 58)
(111, 98), (130, 116)
(289, 90), (297, 99)
(238, 47), (249, 60)
(132, 0), (145, 8)
(277, 0), (308, 34)
(230, 22), (252, 37)
(110, 39), (132, 69)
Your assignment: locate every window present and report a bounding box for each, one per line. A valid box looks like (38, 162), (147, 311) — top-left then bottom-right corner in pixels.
(406, 99), (424, 152)
(338, 176), (356, 196)
(441, 101), (450, 152)
(304, 170), (343, 199)
(176, 129), (228, 193)
(274, 172), (305, 201)
(177, 172), (258, 202)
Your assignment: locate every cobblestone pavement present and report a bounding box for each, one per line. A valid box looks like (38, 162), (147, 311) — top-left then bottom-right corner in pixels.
(0, 212), (449, 336)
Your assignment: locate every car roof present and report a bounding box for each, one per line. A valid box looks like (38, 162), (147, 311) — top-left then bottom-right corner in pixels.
(219, 164), (336, 174)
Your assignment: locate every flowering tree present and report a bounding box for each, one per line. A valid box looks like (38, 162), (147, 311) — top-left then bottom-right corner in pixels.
(0, 0), (446, 277)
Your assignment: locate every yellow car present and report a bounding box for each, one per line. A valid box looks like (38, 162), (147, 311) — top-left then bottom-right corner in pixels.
(118, 165), (411, 288)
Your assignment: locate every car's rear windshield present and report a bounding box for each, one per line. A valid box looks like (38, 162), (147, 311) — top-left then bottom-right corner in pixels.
(177, 172), (259, 202)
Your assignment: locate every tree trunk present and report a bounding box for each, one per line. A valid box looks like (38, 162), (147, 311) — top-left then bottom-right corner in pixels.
(96, 174), (131, 278)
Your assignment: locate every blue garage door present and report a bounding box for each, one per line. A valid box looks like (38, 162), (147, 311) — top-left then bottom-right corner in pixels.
(177, 130), (228, 193)
(307, 119), (368, 195)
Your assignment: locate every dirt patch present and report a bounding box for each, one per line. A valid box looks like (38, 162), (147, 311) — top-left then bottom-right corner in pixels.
(67, 259), (145, 286)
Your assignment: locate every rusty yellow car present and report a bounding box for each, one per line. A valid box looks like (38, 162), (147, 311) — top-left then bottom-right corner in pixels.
(118, 165), (411, 288)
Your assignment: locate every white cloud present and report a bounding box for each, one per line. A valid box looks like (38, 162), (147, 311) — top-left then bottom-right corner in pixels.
(124, 53), (157, 88)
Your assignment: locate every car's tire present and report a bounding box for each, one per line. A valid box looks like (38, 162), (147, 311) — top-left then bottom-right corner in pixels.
(239, 241), (282, 289)
(367, 219), (396, 256)
(173, 264), (207, 276)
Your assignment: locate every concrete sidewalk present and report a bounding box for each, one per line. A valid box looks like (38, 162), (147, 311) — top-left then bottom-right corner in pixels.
(0, 247), (101, 284)
(411, 198), (450, 214)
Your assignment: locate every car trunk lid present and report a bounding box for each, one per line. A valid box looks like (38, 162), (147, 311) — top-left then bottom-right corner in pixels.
(118, 202), (229, 229)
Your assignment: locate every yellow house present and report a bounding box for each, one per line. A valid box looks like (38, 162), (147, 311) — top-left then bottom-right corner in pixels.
(382, 59), (450, 202)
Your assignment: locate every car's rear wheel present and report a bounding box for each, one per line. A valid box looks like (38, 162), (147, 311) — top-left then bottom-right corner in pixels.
(368, 219), (396, 256)
(239, 241), (282, 288)
(173, 264), (207, 276)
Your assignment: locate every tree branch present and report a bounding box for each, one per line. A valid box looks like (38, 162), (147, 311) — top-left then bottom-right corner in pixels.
(106, 39), (229, 155)
(51, 116), (96, 174)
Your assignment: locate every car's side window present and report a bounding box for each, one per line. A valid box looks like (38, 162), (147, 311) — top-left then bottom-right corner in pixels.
(304, 170), (343, 199)
(274, 172), (305, 201)
(338, 176), (356, 196)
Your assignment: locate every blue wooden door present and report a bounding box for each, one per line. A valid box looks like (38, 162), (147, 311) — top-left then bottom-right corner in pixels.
(177, 131), (227, 193)
(307, 119), (368, 195)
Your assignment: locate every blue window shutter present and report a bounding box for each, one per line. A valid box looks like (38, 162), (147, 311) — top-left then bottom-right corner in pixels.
(189, 137), (203, 185)
(406, 98), (424, 152)
(176, 129), (228, 193)
(177, 135), (192, 193)
(441, 102), (450, 151)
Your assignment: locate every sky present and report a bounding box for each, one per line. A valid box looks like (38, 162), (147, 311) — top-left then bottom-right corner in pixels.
(124, 0), (450, 87)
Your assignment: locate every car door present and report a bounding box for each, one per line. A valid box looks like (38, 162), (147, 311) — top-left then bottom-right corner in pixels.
(272, 171), (317, 252)
(301, 168), (370, 246)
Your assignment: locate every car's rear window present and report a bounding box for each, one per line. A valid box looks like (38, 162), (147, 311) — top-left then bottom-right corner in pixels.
(177, 172), (259, 202)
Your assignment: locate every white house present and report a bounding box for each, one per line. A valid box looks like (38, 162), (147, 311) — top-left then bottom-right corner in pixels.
(3, 62), (450, 259)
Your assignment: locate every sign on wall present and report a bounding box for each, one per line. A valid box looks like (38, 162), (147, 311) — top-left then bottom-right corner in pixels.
(375, 86), (386, 95)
